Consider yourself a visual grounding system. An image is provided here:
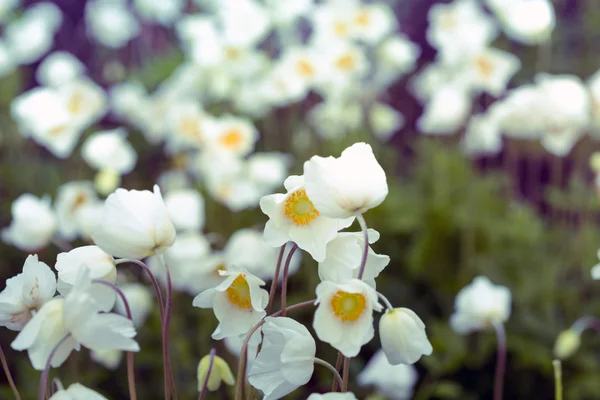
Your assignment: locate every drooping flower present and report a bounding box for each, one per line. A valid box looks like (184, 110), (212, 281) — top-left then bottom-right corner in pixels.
(307, 393), (358, 400)
(92, 185), (176, 259)
(313, 279), (382, 357)
(260, 175), (354, 262)
(49, 382), (108, 400)
(303, 143), (388, 219)
(197, 353), (235, 392)
(248, 317), (316, 400)
(192, 270), (268, 339)
(2, 193), (57, 251)
(0, 255), (56, 331)
(450, 276), (511, 334)
(357, 349), (417, 400)
(164, 188), (205, 232)
(379, 308), (432, 365)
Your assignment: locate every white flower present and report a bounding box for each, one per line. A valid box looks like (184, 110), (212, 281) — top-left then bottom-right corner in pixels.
(11, 269), (139, 370)
(313, 279), (382, 357)
(36, 51), (85, 87)
(265, 0), (313, 26)
(307, 393), (357, 400)
(248, 317), (316, 400)
(369, 103), (405, 142)
(308, 101), (362, 139)
(203, 115), (259, 157)
(54, 181), (98, 241)
(319, 230), (389, 288)
(223, 329), (262, 369)
(357, 349), (417, 400)
(92, 185), (177, 259)
(133, 0), (184, 26)
(417, 84), (471, 135)
(458, 47), (521, 96)
(2, 194), (57, 251)
(81, 128), (137, 174)
(375, 34), (420, 86)
(90, 349), (122, 370)
(591, 249), (600, 280)
(497, 0), (555, 45)
(73, 201), (104, 240)
(114, 283), (152, 327)
(197, 353), (236, 392)
(379, 308), (433, 365)
(260, 175), (354, 262)
(50, 382), (108, 400)
(0, 255), (56, 331)
(164, 189), (205, 232)
(218, 0), (271, 47)
(193, 270), (268, 340)
(55, 246), (117, 312)
(86, 0), (140, 48)
(461, 114), (503, 156)
(350, 3), (396, 44)
(450, 276), (511, 334)
(304, 143), (388, 219)
(164, 100), (211, 152)
(247, 153), (291, 193)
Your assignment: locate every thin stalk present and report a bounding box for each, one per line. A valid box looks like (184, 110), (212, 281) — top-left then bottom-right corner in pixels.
(493, 322), (507, 400)
(376, 292), (394, 311)
(331, 353), (343, 392)
(266, 245), (287, 314)
(314, 358), (343, 389)
(38, 334), (71, 400)
(280, 244), (299, 317)
(160, 255), (177, 400)
(198, 348), (217, 400)
(92, 280), (137, 400)
(553, 360), (563, 400)
(355, 214), (369, 280)
(0, 344), (21, 400)
(341, 357), (350, 392)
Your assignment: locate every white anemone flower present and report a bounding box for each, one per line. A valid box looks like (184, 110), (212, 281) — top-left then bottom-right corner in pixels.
(164, 188), (205, 232)
(462, 114), (503, 156)
(36, 51), (86, 87)
(50, 382), (108, 400)
(133, 0), (185, 26)
(92, 185), (177, 259)
(450, 276), (511, 334)
(375, 34), (420, 86)
(203, 115), (259, 157)
(58, 79), (108, 130)
(313, 279), (382, 357)
(307, 393), (358, 400)
(81, 128), (137, 175)
(0, 255), (56, 331)
(54, 181), (98, 241)
(379, 308), (433, 365)
(260, 175), (354, 262)
(248, 317), (316, 400)
(349, 3), (396, 44)
(319, 230), (389, 288)
(2, 193), (57, 251)
(303, 143), (388, 219)
(497, 0), (555, 45)
(357, 349), (417, 400)
(458, 47), (521, 96)
(85, 0), (140, 49)
(55, 246), (117, 312)
(417, 84), (472, 135)
(11, 269), (139, 370)
(591, 249), (600, 280)
(369, 103), (405, 142)
(193, 270), (268, 340)
(114, 283), (153, 328)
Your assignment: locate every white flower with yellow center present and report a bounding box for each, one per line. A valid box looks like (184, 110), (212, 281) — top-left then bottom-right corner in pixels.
(379, 308), (433, 365)
(260, 175), (354, 262)
(192, 270), (268, 340)
(349, 3), (396, 44)
(165, 100), (213, 152)
(313, 279), (382, 357)
(2, 193), (57, 251)
(54, 181), (98, 241)
(458, 47), (521, 96)
(203, 115), (259, 157)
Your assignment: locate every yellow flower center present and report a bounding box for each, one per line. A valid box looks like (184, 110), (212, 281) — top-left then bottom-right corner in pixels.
(334, 21), (348, 38)
(476, 56), (494, 78)
(296, 59), (315, 78)
(284, 188), (319, 226)
(330, 291), (367, 322)
(220, 128), (244, 150)
(225, 47), (241, 60)
(213, 264), (227, 277)
(335, 54), (356, 72)
(355, 10), (371, 27)
(180, 117), (202, 141)
(67, 91), (84, 115)
(48, 125), (67, 137)
(226, 274), (252, 309)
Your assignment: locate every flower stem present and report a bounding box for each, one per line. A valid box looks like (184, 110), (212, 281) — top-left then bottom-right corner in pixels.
(160, 255), (177, 400)
(376, 292), (394, 311)
(341, 357), (350, 392)
(198, 348), (217, 400)
(355, 214), (369, 280)
(265, 245), (287, 315)
(331, 353), (343, 392)
(0, 344), (21, 400)
(38, 334), (71, 400)
(314, 358), (343, 389)
(493, 322), (507, 400)
(553, 360), (563, 400)
(92, 280), (137, 400)
(280, 244), (299, 317)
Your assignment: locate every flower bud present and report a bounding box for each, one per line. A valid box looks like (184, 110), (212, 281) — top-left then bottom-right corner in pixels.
(197, 354), (235, 392)
(379, 308), (433, 365)
(554, 329), (581, 360)
(95, 169), (120, 196)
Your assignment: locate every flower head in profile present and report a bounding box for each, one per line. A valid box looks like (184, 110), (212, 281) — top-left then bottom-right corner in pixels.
(358, 349), (417, 400)
(248, 317), (316, 400)
(49, 382), (108, 400)
(92, 185), (176, 259)
(0, 255), (56, 331)
(303, 143), (388, 219)
(313, 279), (382, 357)
(197, 353), (235, 392)
(54, 181), (98, 241)
(260, 175), (354, 262)
(192, 269), (268, 339)
(450, 276), (511, 334)
(379, 308), (433, 365)
(2, 193), (57, 251)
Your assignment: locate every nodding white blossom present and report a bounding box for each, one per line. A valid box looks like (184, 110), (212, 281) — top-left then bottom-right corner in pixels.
(2, 193), (57, 251)
(304, 142), (388, 219)
(11, 268), (139, 370)
(85, 0), (140, 48)
(450, 276), (511, 334)
(496, 0), (555, 45)
(55, 246), (117, 312)
(260, 175), (354, 262)
(50, 382), (108, 400)
(81, 128), (137, 175)
(357, 349), (418, 400)
(313, 279), (382, 357)
(164, 188), (205, 232)
(307, 393), (358, 400)
(92, 185), (177, 259)
(319, 229), (389, 288)
(197, 353), (236, 392)
(248, 317), (316, 400)
(0, 255), (56, 331)
(203, 115), (259, 157)
(133, 0), (185, 26)
(379, 308), (433, 365)
(193, 270), (268, 340)
(54, 181), (98, 241)
(114, 283), (153, 328)
(591, 249), (600, 280)
(90, 349), (123, 370)
(417, 84), (471, 135)
(36, 51), (86, 87)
